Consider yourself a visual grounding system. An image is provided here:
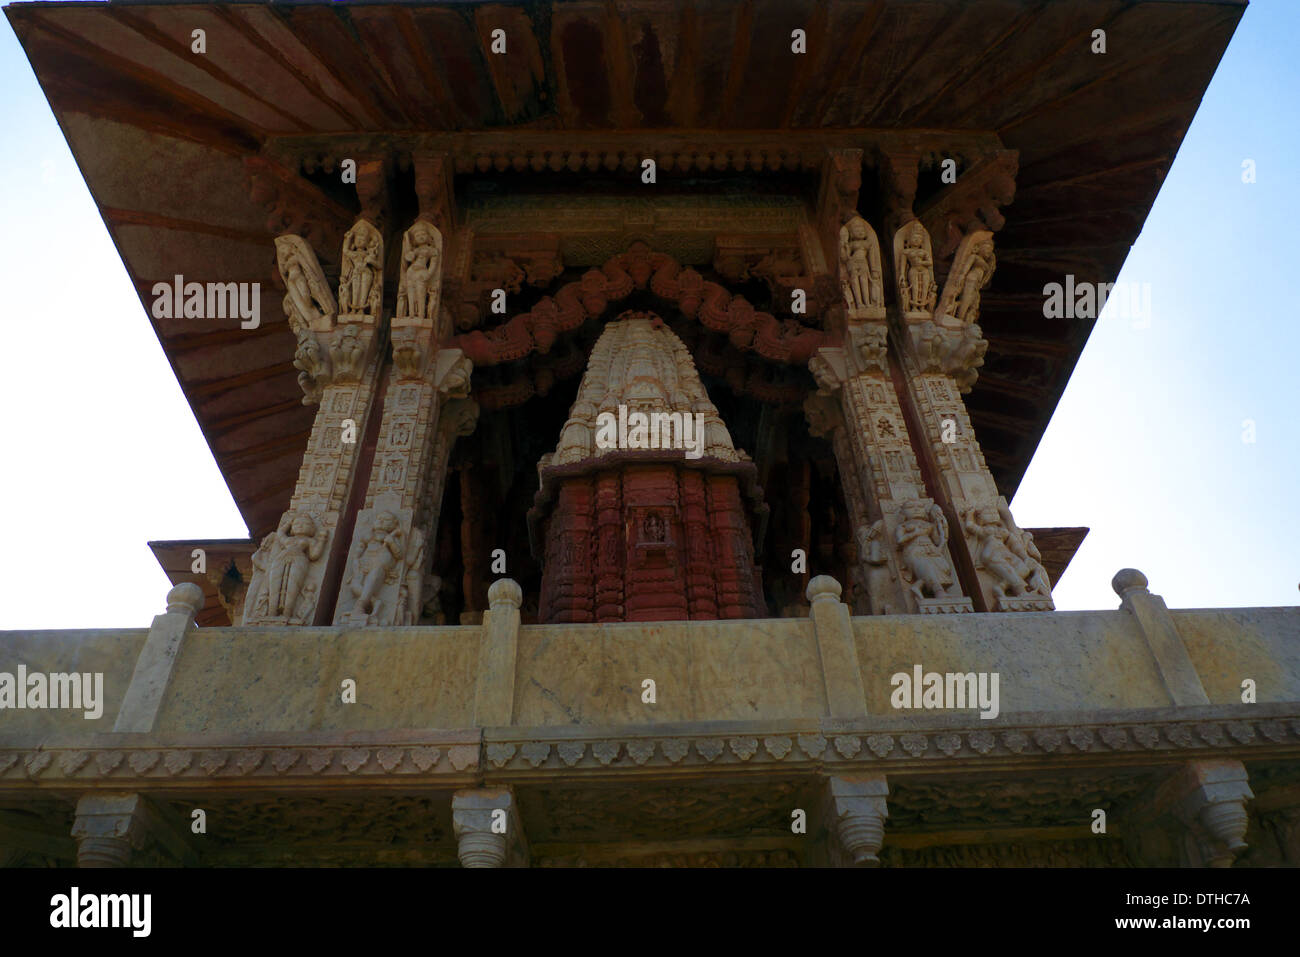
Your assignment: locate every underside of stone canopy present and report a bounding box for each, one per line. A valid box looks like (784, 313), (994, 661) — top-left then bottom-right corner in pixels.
(8, 0), (1246, 624)
(10, 0), (1300, 873)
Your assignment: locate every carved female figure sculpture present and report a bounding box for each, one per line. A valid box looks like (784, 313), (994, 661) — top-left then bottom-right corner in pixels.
(276, 236), (335, 333)
(400, 222), (442, 321)
(839, 216), (883, 314)
(856, 520), (898, 615)
(954, 240), (995, 324)
(346, 510), (406, 622)
(898, 221), (937, 314)
(339, 223), (382, 317)
(255, 511), (329, 622)
(895, 500), (958, 601)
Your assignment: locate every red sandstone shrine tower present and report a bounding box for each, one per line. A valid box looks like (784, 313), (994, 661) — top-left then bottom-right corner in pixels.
(529, 312), (768, 622)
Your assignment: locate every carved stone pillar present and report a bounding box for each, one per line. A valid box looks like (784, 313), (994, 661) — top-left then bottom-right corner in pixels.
(805, 215), (972, 616)
(452, 787), (527, 868)
(333, 213), (479, 627)
(243, 223), (385, 626)
(824, 775), (889, 867)
(891, 221), (1053, 612)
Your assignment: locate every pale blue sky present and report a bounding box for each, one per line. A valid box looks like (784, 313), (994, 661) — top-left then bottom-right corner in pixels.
(0, 1), (1295, 629)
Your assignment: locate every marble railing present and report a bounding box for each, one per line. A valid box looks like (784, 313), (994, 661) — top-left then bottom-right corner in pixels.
(1, 571), (1297, 740)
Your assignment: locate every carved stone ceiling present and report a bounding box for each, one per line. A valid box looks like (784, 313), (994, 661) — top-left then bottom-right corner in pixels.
(7, 0), (1245, 542)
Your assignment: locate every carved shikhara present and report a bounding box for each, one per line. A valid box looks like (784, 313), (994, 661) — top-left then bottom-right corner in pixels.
(547, 313), (742, 468)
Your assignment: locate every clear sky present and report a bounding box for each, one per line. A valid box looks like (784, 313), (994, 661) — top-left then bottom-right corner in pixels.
(0, 1), (1295, 630)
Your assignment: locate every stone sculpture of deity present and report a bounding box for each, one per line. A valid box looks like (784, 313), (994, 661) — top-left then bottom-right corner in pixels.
(895, 500), (959, 601)
(964, 505), (1050, 600)
(399, 221), (442, 322)
(856, 520), (898, 615)
(339, 221), (382, 318)
(250, 510), (329, 622)
(342, 510), (406, 623)
(839, 215), (884, 315)
(897, 221), (937, 314)
(952, 239), (995, 324)
(275, 235), (335, 334)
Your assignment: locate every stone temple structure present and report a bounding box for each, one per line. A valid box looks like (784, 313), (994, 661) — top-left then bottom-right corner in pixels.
(2, 0), (1298, 868)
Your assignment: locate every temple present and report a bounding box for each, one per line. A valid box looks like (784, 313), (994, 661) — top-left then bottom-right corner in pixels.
(3, 0), (1298, 868)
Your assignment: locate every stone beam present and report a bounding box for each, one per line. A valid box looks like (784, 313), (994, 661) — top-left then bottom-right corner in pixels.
(265, 131), (1009, 179)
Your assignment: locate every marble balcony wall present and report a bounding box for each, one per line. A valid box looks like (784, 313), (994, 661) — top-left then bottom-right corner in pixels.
(1, 574), (1298, 867)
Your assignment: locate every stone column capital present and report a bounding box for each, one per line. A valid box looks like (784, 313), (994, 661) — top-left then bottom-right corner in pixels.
(452, 787), (527, 867)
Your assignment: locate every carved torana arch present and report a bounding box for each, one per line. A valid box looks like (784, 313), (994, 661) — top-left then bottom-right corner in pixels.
(451, 241), (830, 370)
